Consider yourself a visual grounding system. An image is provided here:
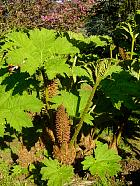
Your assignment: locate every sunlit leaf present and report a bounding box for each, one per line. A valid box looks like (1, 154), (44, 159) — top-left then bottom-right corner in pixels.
(41, 157), (74, 186)
(82, 142), (122, 183)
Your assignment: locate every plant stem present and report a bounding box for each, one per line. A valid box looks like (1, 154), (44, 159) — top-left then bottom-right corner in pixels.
(110, 123), (124, 152)
(116, 123), (124, 146)
(72, 55), (78, 83)
(41, 69), (47, 88)
(110, 45), (113, 59)
(130, 37), (135, 60)
(70, 80), (100, 146)
(41, 69), (50, 110)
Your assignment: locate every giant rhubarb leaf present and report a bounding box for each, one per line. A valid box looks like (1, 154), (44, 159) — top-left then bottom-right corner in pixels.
(44, 56), (71, 80)
(5, 29), (55, 75)
(41, 157), (74, 186)
(68, 31), (111, 47)
(4, 29), (79, 76)
(52, 36), (79, 54)
(51, 84), (93, 118)
(82, 142), (122, 183)
(101, 71), (140, 110)
(0, 86), (43, 136)
(51, 90), (78, 117)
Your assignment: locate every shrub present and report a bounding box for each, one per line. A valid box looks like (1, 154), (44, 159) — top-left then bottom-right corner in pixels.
(0, 0), (96, 35)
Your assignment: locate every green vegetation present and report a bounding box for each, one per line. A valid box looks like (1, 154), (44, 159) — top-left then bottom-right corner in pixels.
(0, 1), (140, 186)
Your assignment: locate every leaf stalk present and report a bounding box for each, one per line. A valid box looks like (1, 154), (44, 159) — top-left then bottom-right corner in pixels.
(70, 79), (100, 146)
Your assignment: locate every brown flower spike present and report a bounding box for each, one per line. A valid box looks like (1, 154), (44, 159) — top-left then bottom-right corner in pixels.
(55, 104), (70, 145)
(53, 104), (76, 164)
(119, 47), (130, 60)
(47, 79), (59, 98)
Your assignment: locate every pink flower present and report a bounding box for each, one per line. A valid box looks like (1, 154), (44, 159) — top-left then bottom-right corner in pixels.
(41, 15), (47, 21)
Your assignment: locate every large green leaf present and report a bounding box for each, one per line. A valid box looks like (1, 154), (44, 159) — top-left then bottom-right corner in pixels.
(41, 157), (74, 186)
(103, 65), (122, 79)
(29, 29), (56, 50)
(51, 90), (79, 117)
(0, 86), (43, 135)
(1, 71), (39, 95)
(68, 31), (111, 47)
(72, 66), (91, 79)
(51, 84), (93, 117)
(68, 31), (86, 42)
(5, 31), (47, 75)
(53, 36), (79, 54)
(101, 71), (140, 110)
(3, 29), (79, 76)
(89, 35), (108, 47)
(82, 142), (122, 183)
(44, 56), (71, 80)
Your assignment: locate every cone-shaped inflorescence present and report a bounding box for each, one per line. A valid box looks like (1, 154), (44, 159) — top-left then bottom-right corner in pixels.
(55, 104), (70, 145)
(47, 79), (59, 98)
(119, 47), (130, 60)
(53, 104), (76, 164)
